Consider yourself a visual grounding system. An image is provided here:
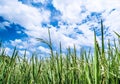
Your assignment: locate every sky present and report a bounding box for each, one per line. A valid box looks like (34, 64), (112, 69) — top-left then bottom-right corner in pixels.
(0, 0), (120, 56)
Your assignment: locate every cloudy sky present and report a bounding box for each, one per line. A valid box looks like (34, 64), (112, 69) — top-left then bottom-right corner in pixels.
(0, 0), (120, 56)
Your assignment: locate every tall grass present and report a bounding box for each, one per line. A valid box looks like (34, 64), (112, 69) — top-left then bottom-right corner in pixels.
(0, 22), (120, 84)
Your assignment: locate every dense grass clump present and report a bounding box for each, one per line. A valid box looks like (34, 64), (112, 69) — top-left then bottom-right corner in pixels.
(0, 21), (120, 84)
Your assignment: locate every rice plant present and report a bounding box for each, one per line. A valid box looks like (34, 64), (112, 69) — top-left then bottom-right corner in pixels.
(0, 21), (120, 84)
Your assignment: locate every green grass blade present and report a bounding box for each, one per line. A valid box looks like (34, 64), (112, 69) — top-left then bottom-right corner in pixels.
(94, 30), (99, 84)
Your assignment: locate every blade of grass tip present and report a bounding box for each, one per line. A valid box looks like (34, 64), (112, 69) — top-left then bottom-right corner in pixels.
(87, 48), (91, 62)
(73, 45), (77, 65)
(9, 47), (18, 66)
(107, 39), (111, 84)
(0, 51), (8, 84)
(56, 52), (60, 83)
(36, 28), (54, 83)
(36, 29), (53, 55)
(84, 50), (92, 84)
(114, 31), (120, 38)
(66, 47), (71, 83)
(67, 47), (73, 83)
(6, 47), (18, 83)
(59, 42), (63, 84)
(65, 53), (70, 84)
(79, 48), (85, 83)
(94, 29), (99, 84)
(48, 29), (56, 84)
(118, 36), (120, 50)
(36, 38), (52, 52)
(101, 20), (108, 83)
(48, 28), (54, 58)
(23, 49), (26, 62)
(36, 56), (42, 79)
(80, 51), (83, 82)
(113, 39), (120, 83)
(32, 53), (36, 83)
(101, 20), (105, 56)
(113, 39), (118, 56)
(73, 45), (77, 84)
(37, 28), (53, 58)
(0, 48), (5, 59)
(114, 32), (120, 55)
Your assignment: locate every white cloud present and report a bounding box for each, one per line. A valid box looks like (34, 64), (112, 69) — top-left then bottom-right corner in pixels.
(103, 9), (120, 35)
(52, 0), (120, 44)
(1, 0), (120, 55)
(3, 21), (10, 26)
(33, 0), (47, 4)
(0, 0), (52, 53)
(52, 0), (120, 23)
(38, 46), (50, 54)
(52, 0), (84, 23)
(0, 21), (10, 30)
(0, 0), (50, 32)
(10, 38), (40, 50)
(11, 39), (22, 46)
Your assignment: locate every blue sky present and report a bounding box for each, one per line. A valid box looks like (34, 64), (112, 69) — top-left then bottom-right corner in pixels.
(0, 0), (120, 56)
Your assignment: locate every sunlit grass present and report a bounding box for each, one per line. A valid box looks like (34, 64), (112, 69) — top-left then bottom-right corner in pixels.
(0, 21), (120, 84)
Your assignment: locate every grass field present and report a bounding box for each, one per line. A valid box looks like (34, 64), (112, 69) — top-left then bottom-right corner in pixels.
(0, 21), (120, 84)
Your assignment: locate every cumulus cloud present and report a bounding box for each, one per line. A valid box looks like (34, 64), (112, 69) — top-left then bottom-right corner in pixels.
(0, 0), (120, 56)
(0, 21), (10, 30)
(0, 0), (50, 32)
(52, 0), (84, 23)
(52, 0), (120, 22)
(52, 0), (120, 44)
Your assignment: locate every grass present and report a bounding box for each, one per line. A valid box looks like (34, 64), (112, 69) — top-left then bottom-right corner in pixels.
(0, 21), (120, 84)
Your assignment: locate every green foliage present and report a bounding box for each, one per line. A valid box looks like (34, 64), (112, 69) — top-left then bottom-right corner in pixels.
(0, 22), (120, 84)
